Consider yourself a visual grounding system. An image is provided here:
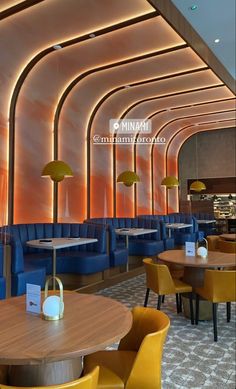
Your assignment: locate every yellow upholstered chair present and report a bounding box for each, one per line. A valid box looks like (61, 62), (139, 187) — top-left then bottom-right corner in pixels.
(206, 235), (220, 251)
(84, 306), (170, 389)
(143, 258), (194, 324)
(195, 270), (236, 341)
(218, 239), (236, 253)
(0, 366), (99, 389)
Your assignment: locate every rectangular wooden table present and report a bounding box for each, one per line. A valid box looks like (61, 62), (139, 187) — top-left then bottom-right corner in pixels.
(26, 237), (98, 289)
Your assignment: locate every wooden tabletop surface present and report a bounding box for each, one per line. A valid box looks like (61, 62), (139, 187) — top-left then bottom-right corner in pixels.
(220, 234), (236, 241)
(0, 293), (132, 365)
(158, 250), (236, 268)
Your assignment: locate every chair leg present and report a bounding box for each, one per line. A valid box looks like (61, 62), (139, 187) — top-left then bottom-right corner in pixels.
(226, 302), (231, 322)
(157, 295), (162, 310)
(162, 295), (165, 303)
(213, 303), (218, 342)
(144, 288), (150, 307)
(176, 293), (180, 313)
(188, 292), (194, 325)
(179, 294), (182, 313)
(195, 294), (199, 325)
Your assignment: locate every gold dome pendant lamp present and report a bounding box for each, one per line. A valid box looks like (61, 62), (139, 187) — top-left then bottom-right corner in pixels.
(41, 160), (73, 182)
(41, 160), (73, 222)
(117, 170), (140, 187)
(190, 132), (206, 192)
(190, 180), (206, 192)
(161, 176), (179, 215)
(161, 176), (179, 189)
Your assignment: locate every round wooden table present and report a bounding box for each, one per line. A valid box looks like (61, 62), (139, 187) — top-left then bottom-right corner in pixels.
(220, 233), (236, 241)
(158, 250), (235, 320)
(0, 292), (132, 386)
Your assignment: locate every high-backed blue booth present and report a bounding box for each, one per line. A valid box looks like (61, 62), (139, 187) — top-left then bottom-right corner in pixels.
(84, 217), (174, 256)
(1, 223), (110, 296)
(192, 212), (217, 237)
(0, 243), (6, 299)
(138, 213), (200, 245)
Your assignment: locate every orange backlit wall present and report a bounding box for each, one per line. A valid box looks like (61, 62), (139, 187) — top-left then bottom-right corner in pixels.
(0, 1), (235, 225)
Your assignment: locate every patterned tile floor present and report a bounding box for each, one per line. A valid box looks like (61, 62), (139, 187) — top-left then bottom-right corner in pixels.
(97, 274), (236, 389)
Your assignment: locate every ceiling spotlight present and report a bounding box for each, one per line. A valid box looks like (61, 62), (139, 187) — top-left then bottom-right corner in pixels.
(214, 38), (220, 43)
(189, 5), (198, 11)
(89, 33), (96, 38)
(53, 44), (62, 50)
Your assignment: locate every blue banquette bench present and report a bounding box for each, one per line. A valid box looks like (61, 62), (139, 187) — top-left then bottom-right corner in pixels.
(0, 243), (6, 299)
(1, 223), (110, 296)
(84, 217), (174, 256)
(192, 212), (217, 237)
(138, 213), (200, 245)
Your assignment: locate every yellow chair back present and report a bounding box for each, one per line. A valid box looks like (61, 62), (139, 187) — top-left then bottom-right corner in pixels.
(218, 239), (236, 253)
(143, 258), (176, 295)
(119, 306), (170, 389)
(0, 366), (99, 389)
(203, 270), (236, 303)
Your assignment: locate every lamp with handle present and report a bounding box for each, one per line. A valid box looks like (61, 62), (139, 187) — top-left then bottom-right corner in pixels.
(42, 276), (64, 321)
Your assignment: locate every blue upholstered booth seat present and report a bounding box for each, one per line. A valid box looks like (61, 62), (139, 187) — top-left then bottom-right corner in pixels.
(85, 218), (165, 257)
(0, 243), (6, 299)
(192, 212), (217, 237)
(2, 223), (109, 296)
(138, 213), (200, 246)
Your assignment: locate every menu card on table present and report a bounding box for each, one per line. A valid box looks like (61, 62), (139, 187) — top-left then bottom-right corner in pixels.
(185, 241), (195, 257)
(26, 283), (41, 314)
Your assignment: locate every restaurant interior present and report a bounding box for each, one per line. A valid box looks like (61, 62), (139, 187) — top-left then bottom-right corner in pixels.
(0, 0), (235, 388)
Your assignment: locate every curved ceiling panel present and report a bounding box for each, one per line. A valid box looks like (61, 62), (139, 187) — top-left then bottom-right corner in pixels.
(167, 118), (236, 213)
(13, 15), (185, 222)
(56, 46), (205, 219)
(0, 0), (235, 224)
(163, 112), (236, 214)
(152, 108), (235, 214)
(1, 0), (155, 222)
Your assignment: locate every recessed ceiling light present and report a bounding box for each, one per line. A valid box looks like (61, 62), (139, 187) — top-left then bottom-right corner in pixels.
(53, 44), (62, 50)
(189, 5), (198, 11)
(214, 38), (220, 43)
(89, 33), (96, 38)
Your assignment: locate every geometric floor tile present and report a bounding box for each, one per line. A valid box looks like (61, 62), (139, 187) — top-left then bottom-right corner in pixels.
(97, 274), (236, 388)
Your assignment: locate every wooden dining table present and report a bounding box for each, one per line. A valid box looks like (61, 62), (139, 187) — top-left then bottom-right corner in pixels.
(220, 233), (236, 241)
(158, 250), (235, 320)
(0, 292), (132, 386)
(158, 249), (235, 287)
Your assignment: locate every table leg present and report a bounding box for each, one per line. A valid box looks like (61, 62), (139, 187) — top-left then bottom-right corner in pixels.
(52, 249), (56, 290)
(183, 267), (212, 320)
(126, 235), (129, 272)
(168, 229), (171, 238)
